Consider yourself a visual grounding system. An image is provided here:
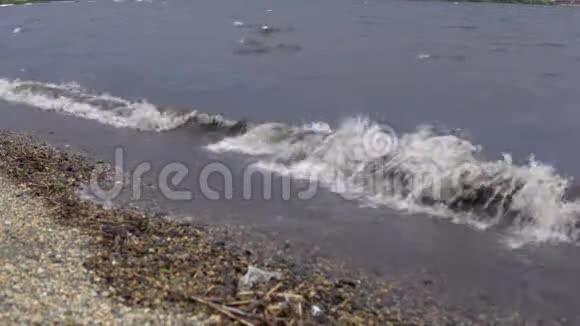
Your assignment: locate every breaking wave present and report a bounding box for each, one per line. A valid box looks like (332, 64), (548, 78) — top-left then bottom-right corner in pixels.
(208, 117), (580, 247)
(0, 78), (246, 133)
(2, 78), (579, 247)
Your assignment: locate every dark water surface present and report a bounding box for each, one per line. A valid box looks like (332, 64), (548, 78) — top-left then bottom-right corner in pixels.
(2, 0), (580, 322)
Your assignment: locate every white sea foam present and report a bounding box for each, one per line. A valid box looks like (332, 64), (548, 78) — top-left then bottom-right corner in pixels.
(0, 78), (197, 131)
(1, 77), (577, 246)
(208, 117), (580, 246)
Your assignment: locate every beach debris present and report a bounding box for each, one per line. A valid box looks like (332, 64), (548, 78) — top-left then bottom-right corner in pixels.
(266, 9), (273, 12)
(0, 131), (454, 325)
(190, 296), (256, 326)
(239, 266), (282, 290)
(336, 279), (359, 288)
(13, 27), (22, 33)
(311, 305), (323, 317)
(232, 20), (244, 27)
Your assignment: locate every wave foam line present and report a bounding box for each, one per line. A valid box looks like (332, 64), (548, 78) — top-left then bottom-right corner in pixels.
(208, 117), (580, 247)
(0, 78), (248, 133)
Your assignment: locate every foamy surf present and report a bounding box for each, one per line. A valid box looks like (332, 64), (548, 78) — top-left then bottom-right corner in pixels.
(0, 78), (245, 133)
(2, 78), (578, 246)
(208, 117), (580, 247)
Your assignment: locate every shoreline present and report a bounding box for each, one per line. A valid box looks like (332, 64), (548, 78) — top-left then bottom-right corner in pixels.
(0, 130), (405, 324)
(0, 130), (524, 324)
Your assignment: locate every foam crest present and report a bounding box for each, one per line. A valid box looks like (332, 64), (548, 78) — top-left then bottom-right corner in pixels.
(208, 117), (580, 246)
(0, 79), (196, 131)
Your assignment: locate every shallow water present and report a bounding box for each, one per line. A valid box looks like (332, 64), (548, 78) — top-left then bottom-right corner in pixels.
(2, 0), (580, 322)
